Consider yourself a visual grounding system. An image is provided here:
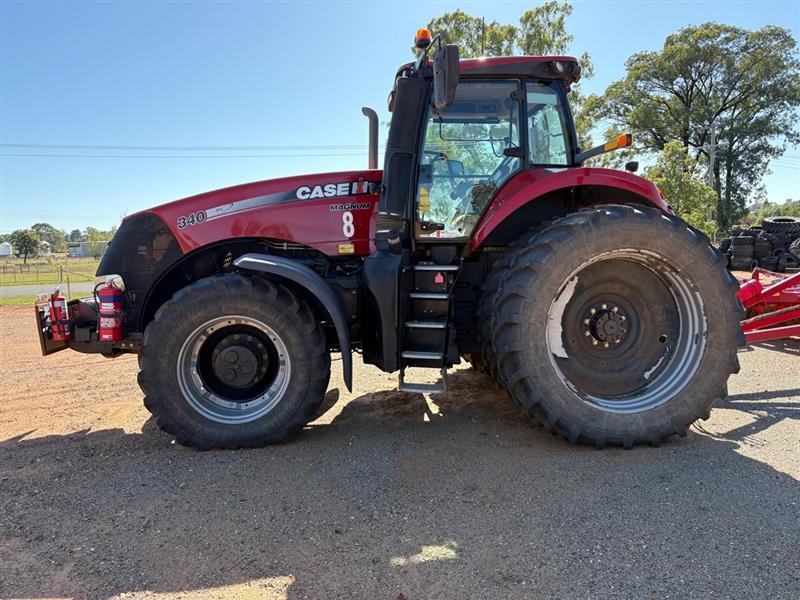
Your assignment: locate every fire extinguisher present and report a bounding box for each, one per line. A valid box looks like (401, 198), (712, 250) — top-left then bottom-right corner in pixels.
(96, 277), (124, 342)
(49, 289), (72, 341)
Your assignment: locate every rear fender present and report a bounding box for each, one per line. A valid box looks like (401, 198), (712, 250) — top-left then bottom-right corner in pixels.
(233, 253), (352, 392)
(470, 168), (670, 250)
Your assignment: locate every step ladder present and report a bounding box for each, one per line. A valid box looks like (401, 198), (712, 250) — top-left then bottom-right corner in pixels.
(398, 262), (460, 394)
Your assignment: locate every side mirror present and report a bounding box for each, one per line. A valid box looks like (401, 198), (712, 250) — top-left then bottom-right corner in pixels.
(433, 44), (459, 110)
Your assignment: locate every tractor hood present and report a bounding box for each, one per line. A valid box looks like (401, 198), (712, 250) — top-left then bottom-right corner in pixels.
(131, 170), (383, 257)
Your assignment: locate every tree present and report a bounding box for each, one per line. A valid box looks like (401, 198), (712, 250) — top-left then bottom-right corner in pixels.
(31, 223), (67, 252)
(644, 141), (717, 236)
(425, 3), (595, 148)
(9, 229), (40, 263)
(69, 229), (84, 242)
(751, 199), (800, 221)
(590, 23), (800, 229)
(85, 226), (116, 242)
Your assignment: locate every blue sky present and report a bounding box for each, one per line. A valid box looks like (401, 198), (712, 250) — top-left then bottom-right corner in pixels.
(1, 0), (798, 234)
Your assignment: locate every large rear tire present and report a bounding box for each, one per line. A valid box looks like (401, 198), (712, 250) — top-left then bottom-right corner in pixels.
(491, 205), (744, 448)
(138, 274), (330, 449)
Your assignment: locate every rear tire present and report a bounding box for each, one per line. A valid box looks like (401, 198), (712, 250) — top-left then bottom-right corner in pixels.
(491, 205), (744, 448)
(138, 274), (330, 449)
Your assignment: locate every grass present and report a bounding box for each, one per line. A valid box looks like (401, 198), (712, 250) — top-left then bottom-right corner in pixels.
(0, 290), (91, 306)
(0, 294), (39, 305)
(0, 257), (100, 287)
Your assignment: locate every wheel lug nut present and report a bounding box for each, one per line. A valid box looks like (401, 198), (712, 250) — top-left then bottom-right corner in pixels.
(604, 342), (609, 348)
(601, 304), (608, 310)
(583, 319), (590, 325)
(590, 308), (597, 315)
(584, 330), (591, 337)
(592, 339), (598, 346)
(612, 306), (619, 313)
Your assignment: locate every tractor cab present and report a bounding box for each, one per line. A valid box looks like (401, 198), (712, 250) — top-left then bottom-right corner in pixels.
(378, 34), (583, 244)
(360, 31), (588, 387)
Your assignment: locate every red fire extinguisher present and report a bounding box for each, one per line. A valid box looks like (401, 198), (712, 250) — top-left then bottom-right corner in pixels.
(49, 289), (72, 341)
(96, 277), (124, 342)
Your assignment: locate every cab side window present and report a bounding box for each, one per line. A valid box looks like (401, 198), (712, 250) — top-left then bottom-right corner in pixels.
(527, 82), (572, 167)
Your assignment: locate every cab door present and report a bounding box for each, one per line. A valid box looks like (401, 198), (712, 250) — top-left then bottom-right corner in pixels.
(414, 79), (523, 240)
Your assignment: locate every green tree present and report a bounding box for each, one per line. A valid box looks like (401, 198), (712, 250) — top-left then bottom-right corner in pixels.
(9, 229), (40, 263)
(31, 223), (67, 252)
(751, 199), (800, 221)
(644, 141), (717, 236)
(426, 10), (516, 57)
(590, 23), (800, 229)
(69, 229), (84, 242)
(84, 226), (116, 242)
(425, 3), (595, 148)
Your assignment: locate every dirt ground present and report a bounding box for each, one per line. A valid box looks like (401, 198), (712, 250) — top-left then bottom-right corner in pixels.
(0, 305), (798, 599)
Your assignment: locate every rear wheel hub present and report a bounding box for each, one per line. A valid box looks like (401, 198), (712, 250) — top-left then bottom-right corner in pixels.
(584, 304), (629, 346)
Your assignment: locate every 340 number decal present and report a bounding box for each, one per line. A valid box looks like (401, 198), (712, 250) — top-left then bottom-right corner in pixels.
(176, 210), (207, 229)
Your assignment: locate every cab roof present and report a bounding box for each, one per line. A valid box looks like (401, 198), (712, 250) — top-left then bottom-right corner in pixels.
(396, 55), (581, 85)
(459, 56), (580, 82)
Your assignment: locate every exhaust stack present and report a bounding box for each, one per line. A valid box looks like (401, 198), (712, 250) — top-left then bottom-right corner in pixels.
(361, 107), (378, 169)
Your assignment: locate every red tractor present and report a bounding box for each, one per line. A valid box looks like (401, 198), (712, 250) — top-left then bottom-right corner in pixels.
(36, 31), (743, 449)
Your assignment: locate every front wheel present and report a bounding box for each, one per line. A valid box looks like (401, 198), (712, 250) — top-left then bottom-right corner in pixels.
(491, 205), (744, 448)
(138, 274), (330, 449)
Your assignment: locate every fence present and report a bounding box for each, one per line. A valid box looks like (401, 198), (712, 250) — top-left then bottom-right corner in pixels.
(0, 262), (98, 286)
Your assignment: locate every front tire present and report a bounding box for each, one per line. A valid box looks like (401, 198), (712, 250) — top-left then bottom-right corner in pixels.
(138, 274), (330, 449)
(491, 205), (744, 448)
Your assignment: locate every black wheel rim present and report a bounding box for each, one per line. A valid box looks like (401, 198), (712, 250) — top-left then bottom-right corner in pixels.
(546, 251), (706, 414)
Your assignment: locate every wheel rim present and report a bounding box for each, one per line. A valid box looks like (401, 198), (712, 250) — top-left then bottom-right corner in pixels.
(545, 249), (706, 414)
(177, 315), (291, 424)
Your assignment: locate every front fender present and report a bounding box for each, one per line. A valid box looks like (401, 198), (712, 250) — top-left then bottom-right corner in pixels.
(233, 253), (352, 392)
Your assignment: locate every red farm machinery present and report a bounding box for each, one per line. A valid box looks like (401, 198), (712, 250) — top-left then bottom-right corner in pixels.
(36, 30), (749, 450)
(737, 269), (800, 343)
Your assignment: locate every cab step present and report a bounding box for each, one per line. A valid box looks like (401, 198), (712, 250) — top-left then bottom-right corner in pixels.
(412, 264), (460, 271)
(401, 350), (443, 360)
(399, 381), (445, 394)
(399, 367), (447, 394)
(405, 321), (447, 329)
(408, 292), (449, 300)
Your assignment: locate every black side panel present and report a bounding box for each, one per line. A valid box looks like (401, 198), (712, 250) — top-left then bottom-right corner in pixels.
(96, 213), (183, 334)
(380, 76), (429, 224)
(361, 251), (402, 372)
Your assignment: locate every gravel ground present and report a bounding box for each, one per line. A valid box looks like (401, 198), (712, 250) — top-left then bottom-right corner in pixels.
(0, 305), (798, 599)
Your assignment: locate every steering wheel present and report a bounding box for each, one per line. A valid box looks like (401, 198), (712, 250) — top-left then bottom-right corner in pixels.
(423, 150), (449, 162)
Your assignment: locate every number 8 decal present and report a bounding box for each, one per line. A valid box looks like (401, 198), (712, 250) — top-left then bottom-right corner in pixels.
(342, 211), (355, 238)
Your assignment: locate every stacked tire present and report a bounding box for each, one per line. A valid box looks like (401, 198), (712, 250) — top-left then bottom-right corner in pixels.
(717, 216), (800, 273)
(728, 235), (756, 271)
